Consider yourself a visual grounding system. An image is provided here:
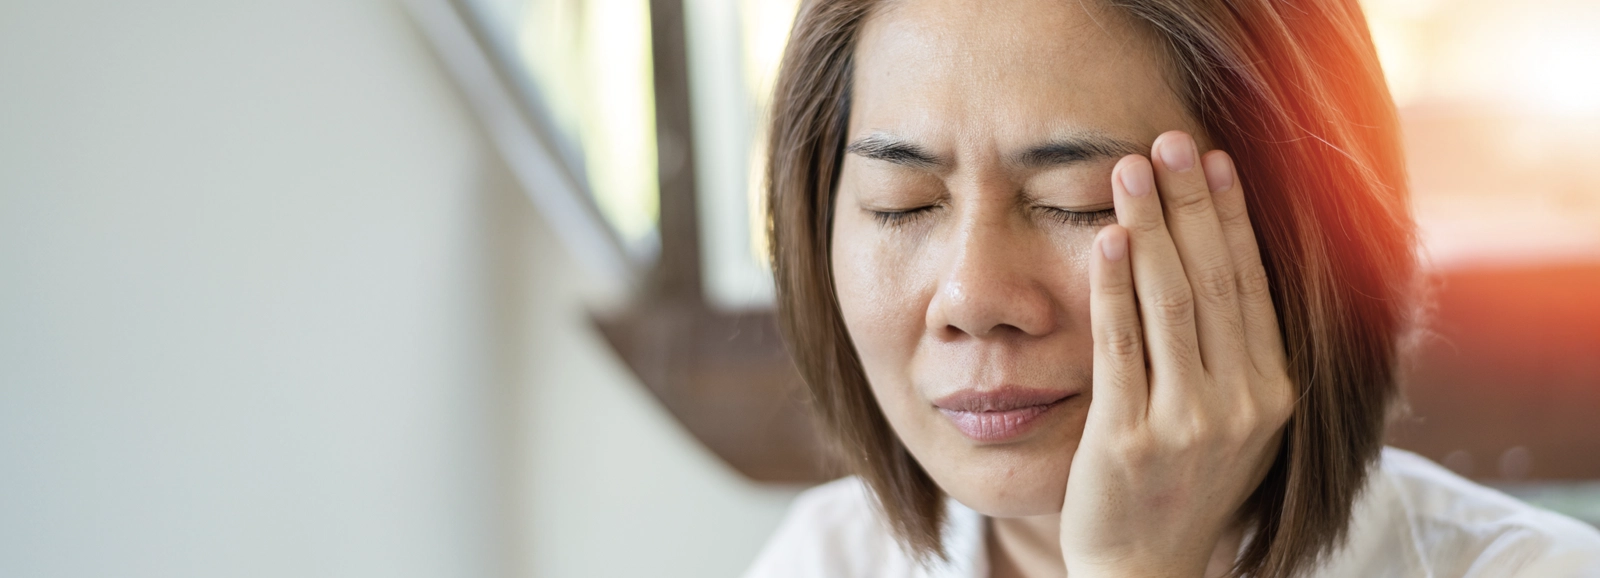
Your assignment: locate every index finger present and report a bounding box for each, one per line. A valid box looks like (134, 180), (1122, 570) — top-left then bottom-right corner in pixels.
(1089, 224), (1149, 427)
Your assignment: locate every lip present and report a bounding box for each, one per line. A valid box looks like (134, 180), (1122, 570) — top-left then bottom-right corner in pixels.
(933, 386), (1075, 443)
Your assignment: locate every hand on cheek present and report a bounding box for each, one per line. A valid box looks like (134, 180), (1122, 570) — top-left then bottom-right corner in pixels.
(1060, 131), (1295, 577)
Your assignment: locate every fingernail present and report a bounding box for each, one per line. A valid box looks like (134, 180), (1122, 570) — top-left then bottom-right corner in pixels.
(1100, 231), (1126, 261)
(1158, 133), (1196, 172)
(1119, 159), (1153, 197)
(1203, 151), (1234, 192)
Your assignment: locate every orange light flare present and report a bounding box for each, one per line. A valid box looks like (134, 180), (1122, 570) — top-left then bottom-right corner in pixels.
(1362, 0), (1600, 481)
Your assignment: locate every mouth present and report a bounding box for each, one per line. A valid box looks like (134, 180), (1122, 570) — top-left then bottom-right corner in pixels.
(933, 386), (1076, 443)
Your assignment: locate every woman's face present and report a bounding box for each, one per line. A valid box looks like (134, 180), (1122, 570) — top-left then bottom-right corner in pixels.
(832, 0), (1204, 517)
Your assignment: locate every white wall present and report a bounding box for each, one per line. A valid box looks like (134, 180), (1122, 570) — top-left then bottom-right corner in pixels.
(513, 186), (801, 578)
(0, 1), (797, 577)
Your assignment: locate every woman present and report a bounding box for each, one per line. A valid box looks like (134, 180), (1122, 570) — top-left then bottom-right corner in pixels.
(744, 0), (1600, 576)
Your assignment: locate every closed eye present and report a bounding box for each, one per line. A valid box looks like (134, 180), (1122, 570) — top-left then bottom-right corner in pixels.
(1038, 206), (1116, 227)
(869, 205), (940, 228)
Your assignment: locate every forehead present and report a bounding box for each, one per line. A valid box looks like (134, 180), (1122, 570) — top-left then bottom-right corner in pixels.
(850, 0), (1190, 150)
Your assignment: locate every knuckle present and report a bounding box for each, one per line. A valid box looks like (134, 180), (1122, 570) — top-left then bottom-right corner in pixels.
(1231, 424), (1258, 447)
(1165, 185), (1215, 218)
(1099, 325), (1144, 359)
(1192, 265), (1237, 304)
(1147, 288), (1196, 325)
(1229, 402), (1263, 439)
(1126, 214), (1167, 235)
(1217, 192), (1251, 228)
(1237, 265), (1273, 302)
(1268, 381), (1298, 422)
(1117, 434), (1160, 463)
(1169, 417), (1212, 451)
(1097, 267), (1137, 296)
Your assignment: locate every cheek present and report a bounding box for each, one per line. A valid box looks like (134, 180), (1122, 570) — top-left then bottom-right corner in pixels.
(1052, 231), (1095, 323)
(831, 215), (932, 378)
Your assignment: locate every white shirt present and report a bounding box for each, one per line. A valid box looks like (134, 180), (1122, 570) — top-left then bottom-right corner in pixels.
(743, 448), (1600, 577)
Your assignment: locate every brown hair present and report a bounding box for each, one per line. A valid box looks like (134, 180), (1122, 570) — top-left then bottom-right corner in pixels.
(765, 0), (1416, 576)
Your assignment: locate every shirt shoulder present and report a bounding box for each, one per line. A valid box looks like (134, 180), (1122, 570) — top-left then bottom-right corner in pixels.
(740, 477), (914, 578)
(1321, 447), (1600, 577)
(741, 477), (986, 578)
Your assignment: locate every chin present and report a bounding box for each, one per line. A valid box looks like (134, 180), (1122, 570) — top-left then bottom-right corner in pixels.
(911, 396), (1091, 518)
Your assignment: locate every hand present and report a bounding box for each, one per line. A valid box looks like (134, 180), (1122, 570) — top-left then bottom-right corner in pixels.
(1059, 131), (1295, 577)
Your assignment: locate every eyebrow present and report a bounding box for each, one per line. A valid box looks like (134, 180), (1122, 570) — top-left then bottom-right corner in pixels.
(844, 132), (1146, 171)
(1012, 134), (1146, 168)
(846, 134), (942, 169)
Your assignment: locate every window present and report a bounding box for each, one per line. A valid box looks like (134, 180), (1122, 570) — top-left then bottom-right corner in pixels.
(411, 0), (1600, 516)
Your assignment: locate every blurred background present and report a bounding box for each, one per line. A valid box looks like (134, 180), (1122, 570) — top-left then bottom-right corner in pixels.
(0, 0), (1595, 577)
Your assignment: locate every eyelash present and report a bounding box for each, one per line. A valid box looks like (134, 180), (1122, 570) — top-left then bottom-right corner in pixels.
(870, 206), (938, 227)
(868, 206), (1116, 228)
(1039, 207), (1117, 226)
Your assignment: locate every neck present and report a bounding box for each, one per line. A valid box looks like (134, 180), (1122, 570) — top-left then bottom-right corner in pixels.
(986, 515), (1246, 578)
(987, 514), (1066, 578)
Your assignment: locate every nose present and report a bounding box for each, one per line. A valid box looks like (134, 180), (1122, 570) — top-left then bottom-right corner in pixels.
(925, 217), (1058, 339)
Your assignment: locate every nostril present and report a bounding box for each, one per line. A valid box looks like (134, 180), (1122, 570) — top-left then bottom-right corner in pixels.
(984, 323), (1030, 338)
(943, 322), (1027, 339)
